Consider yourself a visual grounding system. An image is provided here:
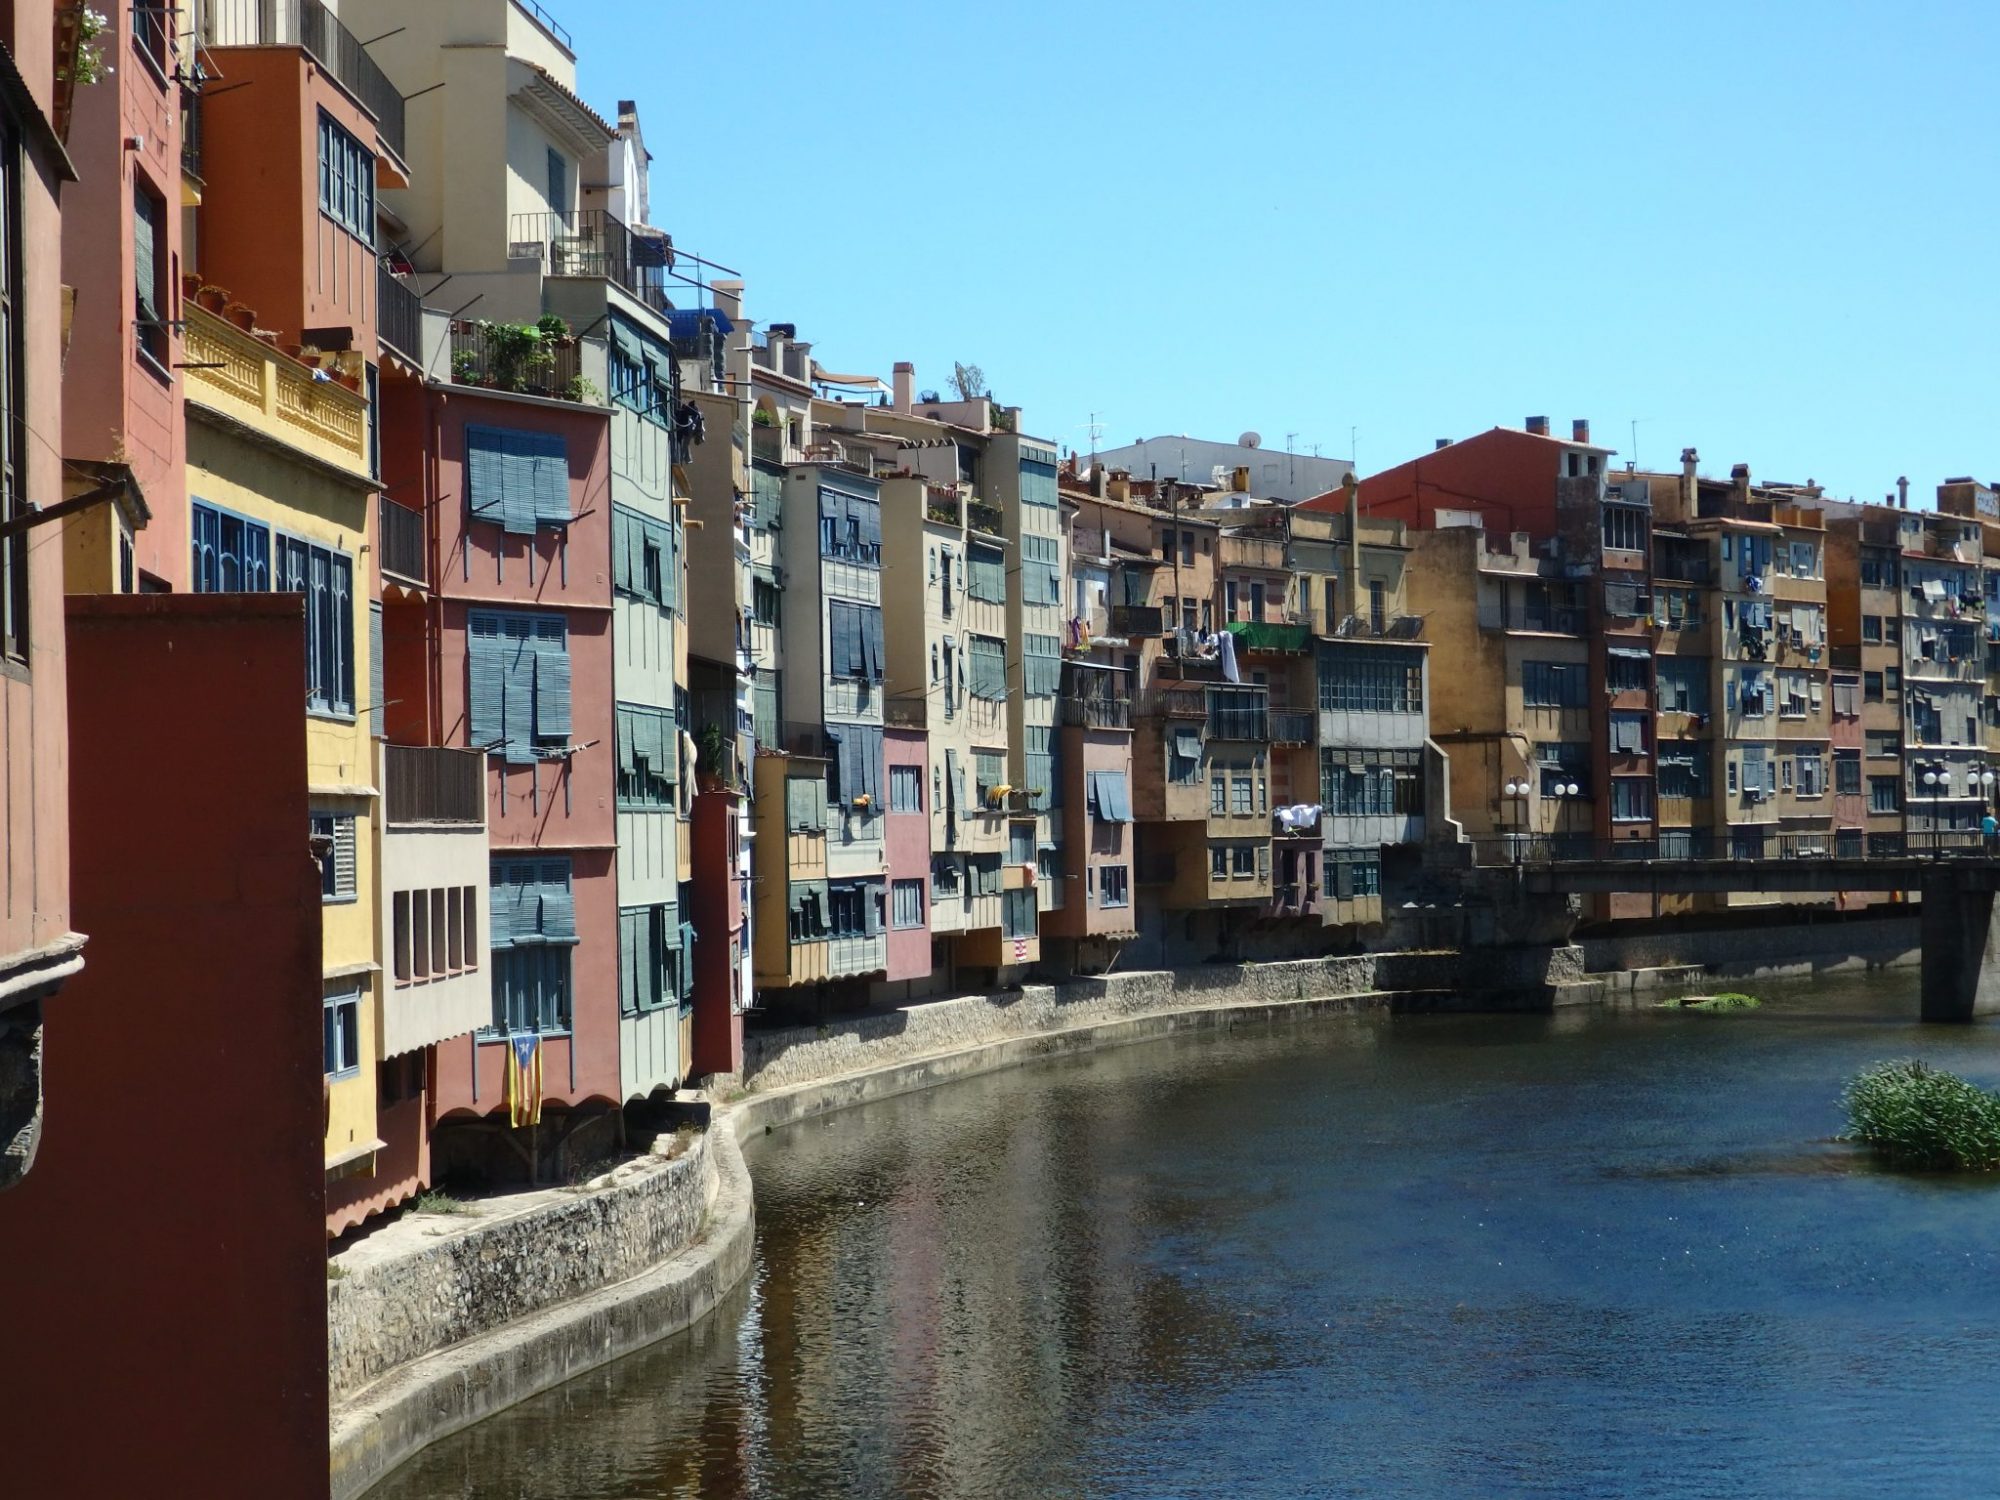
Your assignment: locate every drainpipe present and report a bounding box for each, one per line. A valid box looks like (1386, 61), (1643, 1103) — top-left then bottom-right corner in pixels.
(1344, 472), (1361, 626)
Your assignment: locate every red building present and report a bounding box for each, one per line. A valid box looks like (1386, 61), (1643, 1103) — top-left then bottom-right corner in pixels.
(379, 373), (620, 1182)
(689, 782), (745, 1076)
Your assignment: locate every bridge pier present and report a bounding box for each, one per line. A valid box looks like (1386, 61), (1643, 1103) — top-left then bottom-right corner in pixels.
(1920, 871), (2000, 1023)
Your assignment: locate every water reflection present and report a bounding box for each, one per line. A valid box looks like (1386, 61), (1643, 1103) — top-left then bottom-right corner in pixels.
(382, 970), (2000, 1499)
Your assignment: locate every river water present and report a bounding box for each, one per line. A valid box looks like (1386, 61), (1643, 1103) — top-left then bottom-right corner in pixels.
(379, 971), (2000, 1499)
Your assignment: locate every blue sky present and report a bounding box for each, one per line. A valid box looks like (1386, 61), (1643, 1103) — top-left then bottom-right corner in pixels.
(569, 1), (1997, 501)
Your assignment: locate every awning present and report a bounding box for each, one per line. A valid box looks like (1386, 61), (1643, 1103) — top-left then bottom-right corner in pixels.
(1924, 579), (1948, 602)
(1606, 645), (1651, 660)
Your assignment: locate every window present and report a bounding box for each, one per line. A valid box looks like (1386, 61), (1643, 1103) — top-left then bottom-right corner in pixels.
(1320, 748), (1425, 815)
(1022, 534), (1062, 605)
(967, 634), (1007, 699)
(1023, 633), (1061, 697)
(1318, 645), (1424, 714)
(1522, 660), (1588, 709)
(0, 112), (20, 663)
(975, 749), (1006, 806)
(1180, 530), (1195, 567)
(311, 812), (357, 902)
(1796, 754), (1825, 797)
(1229, 843), (1256, 878)
(1086, 771), (1132, 824)
(891, 879), (925, 929)
(1008, 822), (1035, 864)
(1326, 850), (1382, 900)
(1866, 730), (1900, 759)
(930, 856), (961, 901)
(1168, 725), (1202, 784)
(1732, 671), (1769, 719)
(469, 610), (568, 761)
(890, 764), (923, 813)
(1862, 614), (1883, 644)
(1605, 649), (1649, 694)
(1602, 504), (1647, 553)
(1610, 777), (1653, 822)
(323, 991), (362, 1079)
(1098, 864), (1130, 908)
(617, 905), (678, 1017)
(1210, 766), (1227, 815)
(1657, 748), (1709, 800)
(753, 575), (781, 627)
(1001, 887), (1036, 939)
(1368, 579), (1387, 634)
(274, 536), (355, 717)
(615, 705), (677, 808)
(133, 177), (168, 371)
(1230, 771), (1255, 816)
(1832, 678), (1860, 719)
(968, 542), (1006, 603)
(546, 146), (569, 220)
(827, 600), (887, 683)
(1023, 724), (1056, 811)
(1779, 673), (1812, 719)
(1210, 846), (1227, 880)
(1864, 671), (1884, 703)
(970, 853), (1004, 897)
(1656, 657), (1709, 715)
(1532, 742), (1590, 799)
(317, 112), (375, 243)
(1608, 711), (1649, 755)
(825, 723), (884, 813)
(1870, 776), (1902, 814)
(611, 506), (677, 607)
(489, 859), (577, 1033)
(1861, 548), (1897, 589)
(818, 485), (882, 564)
(190, 501), (272, 593)
(1020, 450), (1059, 507)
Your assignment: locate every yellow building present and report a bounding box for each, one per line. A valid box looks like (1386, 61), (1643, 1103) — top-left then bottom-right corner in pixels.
(182, 304), (382, 1196)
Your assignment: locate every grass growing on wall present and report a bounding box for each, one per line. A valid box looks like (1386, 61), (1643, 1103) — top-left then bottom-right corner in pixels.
(1657, 992), (1762, 1012)
(1844, 1060), (2000, 1172)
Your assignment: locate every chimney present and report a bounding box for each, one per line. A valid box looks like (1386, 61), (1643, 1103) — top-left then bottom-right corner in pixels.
(710, 278), (744, 323)
(1730, 463), (1751, 506)
(1572, 419), (1590, 445)
(1526, 415), (1550, 437)
(1897, 475), (1910, 510)
(1108, 469), (1131, 505)
(1435, 438), (1450, 451)
(1232, 465), (1250, 493)
(892, 361), (914, 414)
(1680, 447), (1699, 511)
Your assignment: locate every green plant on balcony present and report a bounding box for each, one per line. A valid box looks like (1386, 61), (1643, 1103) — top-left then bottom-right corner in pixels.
(451, 350), (483, 386)
(481, 320), (556, 392)
(751, 406), (777, 429)
(562, 374), (603, 405)
(536, 314), (573, 344)
(70, 7), (111, 86)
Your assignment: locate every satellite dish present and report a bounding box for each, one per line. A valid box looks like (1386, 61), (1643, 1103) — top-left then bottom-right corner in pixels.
(1239, 430), (1262, 449)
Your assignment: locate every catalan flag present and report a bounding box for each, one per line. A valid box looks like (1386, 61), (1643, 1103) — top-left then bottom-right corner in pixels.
(505, 1031), (543, 1128)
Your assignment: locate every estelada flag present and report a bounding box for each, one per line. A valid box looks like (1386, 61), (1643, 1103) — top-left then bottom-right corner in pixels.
(505, 1032), (543, 1128)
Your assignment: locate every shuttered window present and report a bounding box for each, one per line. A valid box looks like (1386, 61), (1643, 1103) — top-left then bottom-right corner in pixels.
(828, 879), (883, 938)
(1021, 534), (1061, 604)
(190, 501), (272, 593)
(618, 904), (676, 1016)
(611, 505), (678, 609)
(1019, 451), (1059, 507)
(818, 485), (882, 564)
(468, 610), (570, 762)
(968, 542), (1006, 603)
(488, 857), (576, 1034)
(1087, 771), (1133, 824)
(786, 771), (826, 832)
(826, 722), (884, 810)
(317, 110), (375, 242)
(1023, 724), (1056, 811)
(1023, 633), (1061, 697)
(466, 426), (570, 535)
(827, 600), (885, 681)
(133, 178), (166, 368)
(276, 534), (355, 717)
(1001, 887), (1036, 938)
(311, 812), (357, 901)
(615, 704), (678, 808)
(891, 880), (925, 929)
(968, 634), (1007, 700)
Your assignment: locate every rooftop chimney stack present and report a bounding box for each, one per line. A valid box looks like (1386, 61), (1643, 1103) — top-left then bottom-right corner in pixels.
(1679, 448), (1699, 511)
(1526, 415), (1550, 437)
(1573, 419), (1590, 445)
(1730, 463), (1751, 506)
(1897, 475), (1910, 510)
(892, 361), (914, 415)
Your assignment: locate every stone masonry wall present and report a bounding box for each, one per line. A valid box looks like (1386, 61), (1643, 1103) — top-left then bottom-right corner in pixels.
(327, 1130), (717, 1405)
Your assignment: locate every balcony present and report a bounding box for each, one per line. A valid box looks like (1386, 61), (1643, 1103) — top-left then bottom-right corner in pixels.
(384, 746), (484, 825)
(509, 209), (673, 310)
(183, 305), (368, 476)
(179, 83), (203, 187)
(378, 264), (422, 364)
(1225, 618), (1312, 654)
(925, 485), (963, 528)
(379, 495), (426, 587)
(1219, 533), (1287, 571)
(201, 0), (406, 164)
(448, 320), (584, 402)
(1332, 612), (1427, 641)
(1110, 603), (1165, 637)
(1061, 695), (1131, 729)
(1136, 684), (1210, 718)
(1205, 685), (1270, 742)
(967, 500), (1004, 538)
(1269, 708), (1316, 746)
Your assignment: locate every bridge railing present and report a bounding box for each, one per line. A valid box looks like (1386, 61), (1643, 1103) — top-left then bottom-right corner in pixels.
(1469, 830), (1992, 867)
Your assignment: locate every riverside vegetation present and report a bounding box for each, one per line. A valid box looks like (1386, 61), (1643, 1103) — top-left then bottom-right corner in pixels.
(1844, 1059), (2000, 1172)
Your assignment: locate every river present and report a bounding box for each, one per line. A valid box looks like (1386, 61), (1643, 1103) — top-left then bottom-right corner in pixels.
(377, 970), (2000, 1498)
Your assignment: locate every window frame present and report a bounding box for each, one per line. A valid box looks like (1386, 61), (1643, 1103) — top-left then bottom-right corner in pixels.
(317, 110), (376, 245)
(323, 990), (362, 1080)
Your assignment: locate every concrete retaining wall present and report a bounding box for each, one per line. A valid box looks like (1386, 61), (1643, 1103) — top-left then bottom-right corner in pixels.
(1578, 913), (1920, 982)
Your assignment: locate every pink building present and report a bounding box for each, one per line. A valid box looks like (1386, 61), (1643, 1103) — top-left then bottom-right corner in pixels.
(1046, 709), (1140, 972)
(689, 783), (745, 1076)
(883, 727), (933, 985)
(379, 377), (620, 1181)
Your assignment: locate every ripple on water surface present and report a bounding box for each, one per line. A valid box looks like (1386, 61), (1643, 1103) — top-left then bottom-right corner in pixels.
(378, 970), (2000, 1499)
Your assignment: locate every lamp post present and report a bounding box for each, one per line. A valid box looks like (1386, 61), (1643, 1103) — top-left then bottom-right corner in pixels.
(1922, 767), (1944, 855)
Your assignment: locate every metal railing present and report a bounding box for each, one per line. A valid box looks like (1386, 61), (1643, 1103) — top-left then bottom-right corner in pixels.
(201, 0), (405, 162)
(966, 500), (1003, 537)
(379, 495), (425, 586)
(1060, 695), (1131, 729)
(378, 264), (422, 363)
(1135, 684), (1209, 718)
(180, 84), (203, 184)
(448, 321), (582, 401)
(1269, 709), (1316, 746)
(513, 0), (573, 50)
(384, 745), (484, 825)
(1469, 830), (1990, 866)
(1334, 612), (1427, 641)
(508, 209), (672, 308)
(1205, 685), (1270, 742)
(1110, 603), (1165, 636)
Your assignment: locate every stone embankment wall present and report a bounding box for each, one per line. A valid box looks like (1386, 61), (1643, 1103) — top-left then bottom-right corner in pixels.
(737, 947), (1582, 1093)
(1578, 912), (1919, 988)
(328, 1132), (719, 1405)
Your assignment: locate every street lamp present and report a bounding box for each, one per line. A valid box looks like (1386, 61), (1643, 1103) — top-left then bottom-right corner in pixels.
(1501, 779), (1530, 862)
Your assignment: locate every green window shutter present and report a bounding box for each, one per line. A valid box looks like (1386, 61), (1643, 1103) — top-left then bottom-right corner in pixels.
(539, 860), (577, 943)
(368, 602), (384, 738)
(499, 618), (535, 763)
(968, 544), (1006, 602)
(611, 511), (632, 592)
(465, 427), (509, 526)
(526, 431), (570, 525)
(468, 614), (504, 749)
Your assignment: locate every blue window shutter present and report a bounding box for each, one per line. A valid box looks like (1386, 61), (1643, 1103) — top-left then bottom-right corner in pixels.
(498, 432), (537, 535)
(611, 511), (632, 592)
(534, 644), (571, 738)
(468, 616), (505, 750)
(528, 431), (570, 526)
(863, 607), (885, 681)
(501, 618), (535, 763)
(541, 860), (577, 943)
(368, 602), (384, 737)
(466, 427), (508, 525)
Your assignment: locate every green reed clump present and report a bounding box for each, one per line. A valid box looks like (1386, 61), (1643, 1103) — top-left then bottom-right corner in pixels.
(1843, 1060), (2000, 1172)
(1657, 992), (1760, 1012)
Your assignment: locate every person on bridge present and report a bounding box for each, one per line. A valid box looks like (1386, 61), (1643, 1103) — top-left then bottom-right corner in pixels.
(1984, 811), (1997, 853)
